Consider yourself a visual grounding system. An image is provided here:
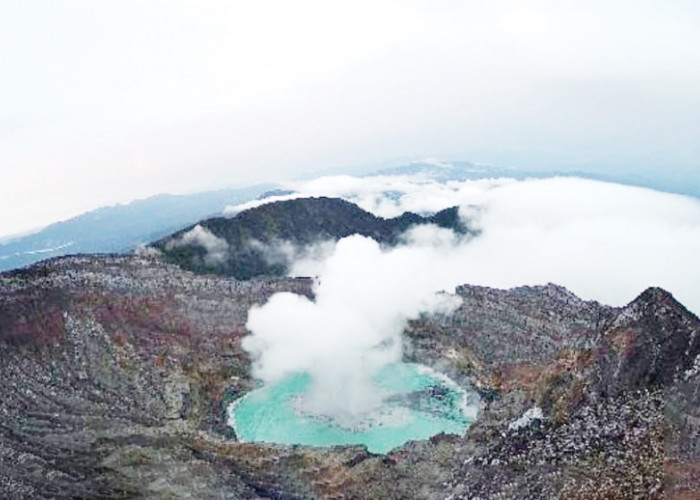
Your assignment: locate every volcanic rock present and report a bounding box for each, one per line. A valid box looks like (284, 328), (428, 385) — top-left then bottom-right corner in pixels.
(1, 223), (699, 497)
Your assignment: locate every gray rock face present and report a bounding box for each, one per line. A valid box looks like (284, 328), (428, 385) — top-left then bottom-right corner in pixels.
(595, 287), (700, 396)
(1, 254), (699, 499)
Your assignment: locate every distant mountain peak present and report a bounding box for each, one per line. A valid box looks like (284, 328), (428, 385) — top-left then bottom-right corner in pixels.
(598, 286), (700, 394)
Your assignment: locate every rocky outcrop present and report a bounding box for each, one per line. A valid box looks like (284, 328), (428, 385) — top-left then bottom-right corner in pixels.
(404, 284), (700, 499)
(1, 254), (699, 498)
(0, 255), (312, 498)
(594, 287), (700, 396)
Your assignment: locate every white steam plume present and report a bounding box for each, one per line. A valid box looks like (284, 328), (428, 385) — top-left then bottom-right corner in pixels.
(242, 175), (700, 422)
(243, 233), (461, 424)
(248, 238), (337, 277)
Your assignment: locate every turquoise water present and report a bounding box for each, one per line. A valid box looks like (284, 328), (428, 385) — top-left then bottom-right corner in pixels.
(228, 363), (477, 454)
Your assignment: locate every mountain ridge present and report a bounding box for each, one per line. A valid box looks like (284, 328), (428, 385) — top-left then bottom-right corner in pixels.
(3, 161), (698, 275)
(0, 184), (272, 273)
(154, 196), (470, 279)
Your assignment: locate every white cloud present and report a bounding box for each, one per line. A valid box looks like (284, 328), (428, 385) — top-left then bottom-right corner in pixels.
(225, 174), (516, 218)
(457, 177), (700, 312)
(166, 224), (229, 265)
(239, 175), (700, 314)
(242, 175), (700, 422)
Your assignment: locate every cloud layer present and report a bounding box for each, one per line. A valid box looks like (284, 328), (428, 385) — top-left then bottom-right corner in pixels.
(241, 175), (700, 422)
(225, 174), (516, 217)
(236, 175), (700, 313)
(454, 177), (700, 312)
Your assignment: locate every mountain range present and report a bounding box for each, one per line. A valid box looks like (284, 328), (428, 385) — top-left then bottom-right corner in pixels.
(3, 160), (698, 275)
(0, 184), (271, 273)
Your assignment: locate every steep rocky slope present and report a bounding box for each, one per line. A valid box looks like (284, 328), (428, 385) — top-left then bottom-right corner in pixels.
(405, 285), (700, 499)
(1, 251), (699, 498)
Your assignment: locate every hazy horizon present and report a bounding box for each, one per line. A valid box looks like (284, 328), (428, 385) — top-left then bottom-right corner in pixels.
(2, 0), (699, 237)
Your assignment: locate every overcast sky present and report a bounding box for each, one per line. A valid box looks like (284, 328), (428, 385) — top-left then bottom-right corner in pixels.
(2, 0), (700, 237)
